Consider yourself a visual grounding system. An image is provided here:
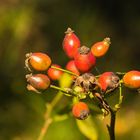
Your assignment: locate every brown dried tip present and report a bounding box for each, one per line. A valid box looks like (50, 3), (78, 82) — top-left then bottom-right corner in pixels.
(25, 73), (32, 81)
(103, 37), (111, 46)
(25, 53), (32, 72)
(78, 46), (90, 54)
(27, 84), (41, 94)
(25, 52), (32, 58)
(65, 27), (74, 34)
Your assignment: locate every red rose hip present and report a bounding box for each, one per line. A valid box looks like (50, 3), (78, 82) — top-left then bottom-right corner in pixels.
(26, 74), (50, 93)
(47, 64), (63, 80)
(98, 72), (120, 93)
(66, 60), (80, 76)
(74, 46), (96, 72)
(72, 102), (90, 120)
(63, 28), (80, 58)
(91, 38), (111, 57)
(25, 52), (51, 72)
(123, 70), (140, 89)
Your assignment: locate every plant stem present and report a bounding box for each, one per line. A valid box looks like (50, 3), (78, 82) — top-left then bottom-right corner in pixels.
(50, 85), (68, 93)
(50, 84), (76, 97)
(51, 65), (79, 77)
(115, 81), (123, 110)
(37, 92), (63, 140)
(107, 109), (116, 140)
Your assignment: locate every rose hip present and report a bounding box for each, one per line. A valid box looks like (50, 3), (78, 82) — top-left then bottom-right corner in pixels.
(26, 74), (50, 93)
(123, 70), (140, 89)
(63, 28), (80, 58)
(91, 38), (111, 57)
(66, 60), (80, 76)
(25, 52), (51, 71)
(72, 102), (90, 120)
(74, 46), (96, 72)
(98, 72), (120, 93)
(47, 64), (63, 80)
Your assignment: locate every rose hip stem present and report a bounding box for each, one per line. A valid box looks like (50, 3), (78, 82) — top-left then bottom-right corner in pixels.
(51, 65), (79, 77)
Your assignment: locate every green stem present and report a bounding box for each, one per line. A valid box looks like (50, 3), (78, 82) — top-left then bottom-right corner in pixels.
(50, 85), (68, 93)
(37, 92), (63, 140)
(51, 65), (79, 77)
(115, 81), (123, 110)
(50, 85), (76, 97)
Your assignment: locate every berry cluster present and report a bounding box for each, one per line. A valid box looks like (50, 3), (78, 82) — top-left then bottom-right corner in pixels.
(25, 27), (140, 121)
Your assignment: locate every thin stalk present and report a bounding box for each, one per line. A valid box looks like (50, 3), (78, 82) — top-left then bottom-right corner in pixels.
(37, 92), (63, 140)
(50, 85), (68, 93)
(51, 65), (79, 77)
(115, 81), (123, 110)
(50, 85), (76, 97)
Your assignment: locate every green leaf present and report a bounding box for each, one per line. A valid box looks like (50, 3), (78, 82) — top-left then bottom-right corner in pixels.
(76, 116), (98, 140)
(59, 73), (73, 88)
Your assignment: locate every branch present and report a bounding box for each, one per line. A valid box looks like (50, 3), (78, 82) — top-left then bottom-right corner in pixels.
(107, 109), (116, 140)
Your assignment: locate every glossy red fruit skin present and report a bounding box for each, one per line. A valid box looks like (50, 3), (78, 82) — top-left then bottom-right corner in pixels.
(26, 74), (50, 92)
(47, 64), (63, 80)
(91, 38), (111, 58)
(72, 102), (90, 120)
(74, 46), (96, 73)
(123, 70), (140, 89)
(25, 52), (51, 71)
(66, 60), (80, 76)
(63, 28), (80, 58)
(98, 72), (120, 93)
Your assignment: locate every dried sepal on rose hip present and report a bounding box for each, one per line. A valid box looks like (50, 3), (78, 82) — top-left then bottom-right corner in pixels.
(74, 46), (96, 73)
(74, 73), (99, 92)
(25, 52), (51, 72)
(63, 27), (80, 58)
(72, 102), (90, 120)
(122, 70), (140, 89)
(98, 72), (120, 94)
(26, 73), (50, 93)
(47, 64), (63, 80)
(91, 37), (111, 58)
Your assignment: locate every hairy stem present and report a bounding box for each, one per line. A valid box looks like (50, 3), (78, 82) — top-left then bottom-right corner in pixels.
(37, 92), (63, 140)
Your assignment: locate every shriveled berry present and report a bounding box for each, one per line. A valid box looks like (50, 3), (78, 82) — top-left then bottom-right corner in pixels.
(74, 46), (96, 72)
(98, 72), (120, 93)
(91, 38), (111, 57)
(123, 70), (140, 89)
(25, 52), (51, 71)
(26, 74), (50, 93)
(66, 60), (80, 76)
(63, 28), (80, 58)
(72, 102), (90, 120)
(74, 73), (99, 92)
(47, 64), (63, 80)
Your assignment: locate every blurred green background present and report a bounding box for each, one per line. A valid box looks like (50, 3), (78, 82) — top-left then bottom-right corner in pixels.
(0, 0), (140, 140)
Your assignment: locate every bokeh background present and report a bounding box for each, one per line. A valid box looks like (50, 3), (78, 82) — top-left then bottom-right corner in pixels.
(0, 0), (140, 140)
